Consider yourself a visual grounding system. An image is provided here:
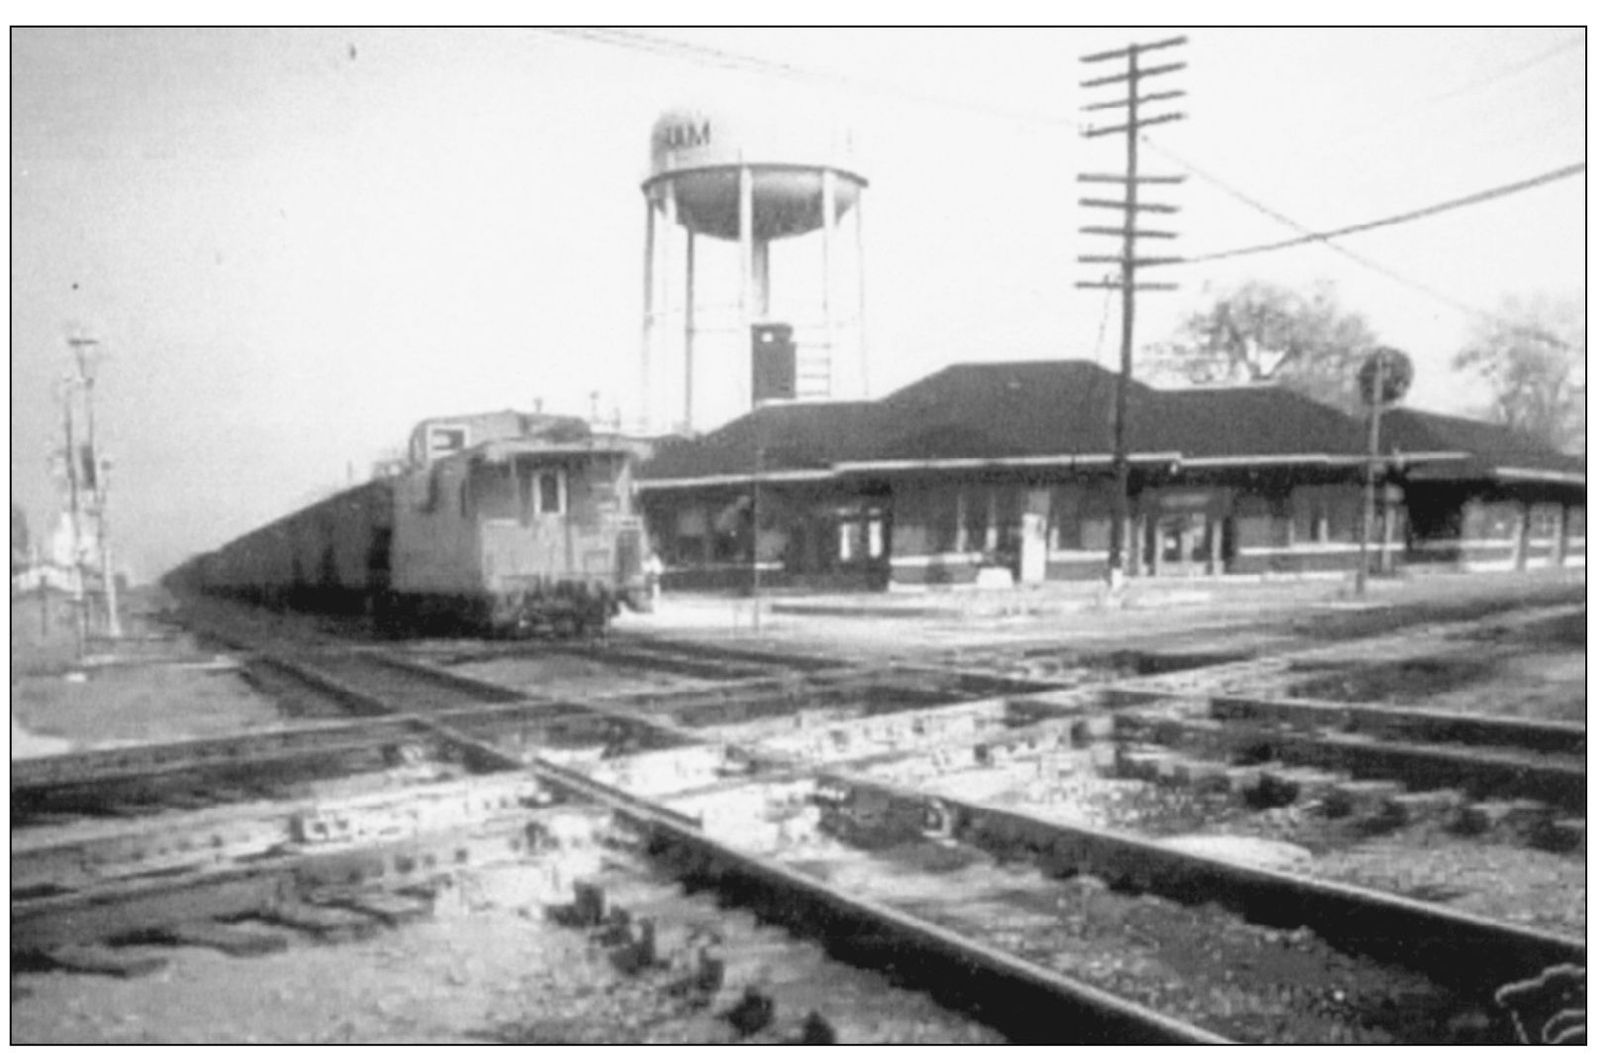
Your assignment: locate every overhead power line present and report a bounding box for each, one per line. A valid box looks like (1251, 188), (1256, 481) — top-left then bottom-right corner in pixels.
(1143, 136), (1578, 349)
(543, 27), (1084, 129)
(1186, 161), (1585, 264)
(1306, 35), (1585, 159)
(549, 28), (1582, 348)
(1421, 34), (1584, 107)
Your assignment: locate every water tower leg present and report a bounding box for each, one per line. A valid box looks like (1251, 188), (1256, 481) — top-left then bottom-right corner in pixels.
(660, 187), (681, 434)
(683, 225), (697, 435)
(855, 195), (870, 399)
(751, 240), (771, 319)
(739, 165), (755, 409)
(640, 194), (657, 434)
(821, 169), (837, 398)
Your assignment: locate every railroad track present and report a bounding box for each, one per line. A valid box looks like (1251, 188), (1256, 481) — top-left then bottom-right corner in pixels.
(11, 716), (470, 828)
(928, 598), (1585, 685)
(13, 627), (1221, 1042)
(410, 632), (854, 684)
(15, 601), (1585, 1042)
(1094, 686), (1587, 837)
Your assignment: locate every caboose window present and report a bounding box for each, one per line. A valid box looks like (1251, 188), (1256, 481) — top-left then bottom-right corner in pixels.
(536, 468), (567, 516)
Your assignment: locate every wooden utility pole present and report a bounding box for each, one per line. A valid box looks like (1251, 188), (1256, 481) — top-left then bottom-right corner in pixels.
(1076, 35), (1187, 593)
(1356, 349), (1387, 597)
(70, 335), (122, 639)
(59, 379), (88, 657)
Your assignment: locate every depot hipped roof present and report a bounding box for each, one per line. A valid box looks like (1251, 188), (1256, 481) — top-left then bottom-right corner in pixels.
(640, 360), (1584, 487)
(1380, 408), (1586, 483)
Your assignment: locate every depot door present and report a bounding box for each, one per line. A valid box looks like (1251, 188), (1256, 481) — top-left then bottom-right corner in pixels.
(1154, 512), (1210, 576)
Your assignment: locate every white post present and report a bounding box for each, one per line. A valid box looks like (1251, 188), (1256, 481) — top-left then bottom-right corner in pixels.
(60, 380), (87, 656)
(97, 461), (121, 638)
(71, 337), (120, 639)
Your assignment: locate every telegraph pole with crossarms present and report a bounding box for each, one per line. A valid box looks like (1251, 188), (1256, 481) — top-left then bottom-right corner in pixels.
(1076, 35), (1188, 592)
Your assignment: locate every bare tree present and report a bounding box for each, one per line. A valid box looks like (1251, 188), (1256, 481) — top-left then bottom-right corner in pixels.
(1141, 281), (1380, 412)
(1454, 292), (1586, 454)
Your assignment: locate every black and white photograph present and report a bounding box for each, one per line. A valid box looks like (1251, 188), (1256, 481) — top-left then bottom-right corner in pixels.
(10, 21), (1587, 1044)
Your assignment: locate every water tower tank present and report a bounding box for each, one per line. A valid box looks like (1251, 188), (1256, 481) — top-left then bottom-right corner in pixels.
(639, 105), (868, 435)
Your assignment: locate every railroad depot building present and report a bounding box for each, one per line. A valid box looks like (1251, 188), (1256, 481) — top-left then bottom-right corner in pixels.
(637, 360), (1586, 592)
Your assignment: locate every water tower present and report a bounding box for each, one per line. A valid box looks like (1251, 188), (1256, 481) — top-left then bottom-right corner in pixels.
(640, 106), (868, 435)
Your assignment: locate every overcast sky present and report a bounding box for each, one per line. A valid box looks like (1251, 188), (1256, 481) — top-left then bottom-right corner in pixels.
(10, 26), (1587, 580)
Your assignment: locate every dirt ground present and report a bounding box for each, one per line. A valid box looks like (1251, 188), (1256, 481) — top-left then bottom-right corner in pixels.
(869, 747), (1587, 941)
(10, 859), (1002, 1045)
(24, 574), (1571, 759)
(10, 591), (287, 756)
(1284, 605), (1586, 722)
(777, 838), (1496, 1044)
(9, 572), (1586, 1043)
(439, 652), (704, 698)
(618, 568), (1586, 661)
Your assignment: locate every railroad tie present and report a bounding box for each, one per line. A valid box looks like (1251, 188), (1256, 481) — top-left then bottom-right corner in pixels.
(166, 788), (224, 810)
(40, 944), (171, 978)
(156, 920), (290, 958)
(723, 985), (777, 1038)
(257, 900), (385, 941)
(1538, 817), (1586, 854)
(546, 880), (605, 927)
(661, 944), (725, 1007)
(320, 889), (436, 926)
(97, 802), (167, 820)
(607, 918), (660, 974)
(1452, 799), (1553, 838)
(799, 1009), (837, 1044)
(598, 905), (635, 945)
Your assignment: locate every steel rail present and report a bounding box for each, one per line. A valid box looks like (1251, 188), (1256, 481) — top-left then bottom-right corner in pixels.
(1205, 692), (1587, 754)
(11, 811), (567, 953)
(811, 770), (1586, 996)
(262, 631), (1586, 1013)
(253, 622), (1589, 999)
(13, 770), (550, 888)
(1104, 688), (1587, 809)
(581, 633), (853, 672)
(188, 624), (1232, 1043)
(10, 716), (425, 791)
(52, 603), (1577, 1040)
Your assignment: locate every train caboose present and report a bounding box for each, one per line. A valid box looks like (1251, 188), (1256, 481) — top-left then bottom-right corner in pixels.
(169, 410), (650, 636)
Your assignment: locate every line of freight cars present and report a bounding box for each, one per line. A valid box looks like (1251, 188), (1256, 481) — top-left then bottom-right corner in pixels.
(164, 411), (652, 636)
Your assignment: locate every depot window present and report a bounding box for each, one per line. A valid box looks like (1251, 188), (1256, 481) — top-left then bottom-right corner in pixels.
(535, 468), (567, 516)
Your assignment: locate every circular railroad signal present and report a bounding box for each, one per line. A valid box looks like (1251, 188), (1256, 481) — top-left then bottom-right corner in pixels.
(1358, 347), (1414, 407)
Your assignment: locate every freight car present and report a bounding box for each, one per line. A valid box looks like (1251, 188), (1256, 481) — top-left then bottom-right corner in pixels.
(166, 410), (650, 636)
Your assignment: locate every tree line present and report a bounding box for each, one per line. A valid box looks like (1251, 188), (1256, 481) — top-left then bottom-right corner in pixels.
(1141, 281), (1586, 455)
